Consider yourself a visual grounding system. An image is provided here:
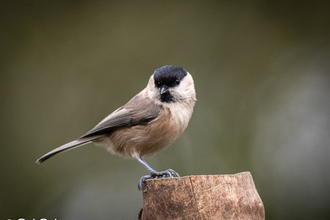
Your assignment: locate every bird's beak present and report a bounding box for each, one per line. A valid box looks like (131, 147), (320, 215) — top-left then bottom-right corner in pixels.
(160, 85), (170, 95)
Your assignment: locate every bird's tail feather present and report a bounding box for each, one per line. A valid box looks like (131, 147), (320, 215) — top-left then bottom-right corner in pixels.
(36, 137), (99, 164)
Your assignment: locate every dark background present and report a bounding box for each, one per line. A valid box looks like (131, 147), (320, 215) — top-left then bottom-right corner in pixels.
(1, 0), (330, 219)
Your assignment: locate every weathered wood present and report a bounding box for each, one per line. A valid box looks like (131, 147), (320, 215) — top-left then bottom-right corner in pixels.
(139, 172), (264, 220)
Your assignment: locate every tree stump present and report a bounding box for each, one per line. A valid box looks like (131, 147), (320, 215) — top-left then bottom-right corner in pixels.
(138, 172), (264, 220)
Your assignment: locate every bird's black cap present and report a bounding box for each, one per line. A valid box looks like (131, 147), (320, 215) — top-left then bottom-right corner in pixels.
(153, 65), (187, 88)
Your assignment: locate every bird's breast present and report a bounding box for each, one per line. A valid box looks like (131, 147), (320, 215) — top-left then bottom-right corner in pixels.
(99, 103), (192, 158)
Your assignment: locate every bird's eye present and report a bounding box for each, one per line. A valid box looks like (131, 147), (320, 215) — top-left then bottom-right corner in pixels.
(175, 79), (180, 85)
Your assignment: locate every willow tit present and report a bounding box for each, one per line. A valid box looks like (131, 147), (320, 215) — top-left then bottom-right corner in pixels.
(36, 65), (196, 189)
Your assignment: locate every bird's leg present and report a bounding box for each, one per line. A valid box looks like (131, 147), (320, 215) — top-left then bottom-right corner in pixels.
(136, 157), (180, 190)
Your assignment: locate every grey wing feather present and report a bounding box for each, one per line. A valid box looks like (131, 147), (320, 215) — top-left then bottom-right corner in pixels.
(80, 95), (160, 138)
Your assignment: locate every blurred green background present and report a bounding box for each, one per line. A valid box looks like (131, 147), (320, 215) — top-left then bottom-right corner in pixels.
(1, 0), (330, 219)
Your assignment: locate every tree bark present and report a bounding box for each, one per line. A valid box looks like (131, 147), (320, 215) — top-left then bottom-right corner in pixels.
(139, 172), (265, 220)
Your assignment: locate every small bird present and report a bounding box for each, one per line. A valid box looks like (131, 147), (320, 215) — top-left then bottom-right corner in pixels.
(36, 65), (196, 189)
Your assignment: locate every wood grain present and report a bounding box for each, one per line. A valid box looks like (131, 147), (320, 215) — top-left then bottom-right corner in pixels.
(139, 172), (265, 220)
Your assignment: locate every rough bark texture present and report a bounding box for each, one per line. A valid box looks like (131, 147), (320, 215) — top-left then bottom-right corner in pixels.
(139, 172), (264, 220)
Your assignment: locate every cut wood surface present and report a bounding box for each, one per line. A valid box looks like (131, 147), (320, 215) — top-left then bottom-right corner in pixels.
(139, 172), (264, 220)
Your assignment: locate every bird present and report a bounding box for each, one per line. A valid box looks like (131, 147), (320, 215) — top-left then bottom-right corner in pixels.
(36, 65), (196, 190)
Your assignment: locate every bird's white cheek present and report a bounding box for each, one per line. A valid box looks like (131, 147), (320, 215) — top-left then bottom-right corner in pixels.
(146, 87), (160, 100)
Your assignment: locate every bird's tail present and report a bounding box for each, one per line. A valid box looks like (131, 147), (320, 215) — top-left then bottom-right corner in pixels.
(36, 137), (99, 164)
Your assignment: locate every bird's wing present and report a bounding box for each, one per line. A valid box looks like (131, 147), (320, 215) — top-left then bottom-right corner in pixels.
(80, 94), (161, 138)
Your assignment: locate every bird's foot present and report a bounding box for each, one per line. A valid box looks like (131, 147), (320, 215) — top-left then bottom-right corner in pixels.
(138, 169), (180, 190)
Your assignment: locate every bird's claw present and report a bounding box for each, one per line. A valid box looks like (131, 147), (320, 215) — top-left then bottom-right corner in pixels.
(138, 169), (180, 190)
